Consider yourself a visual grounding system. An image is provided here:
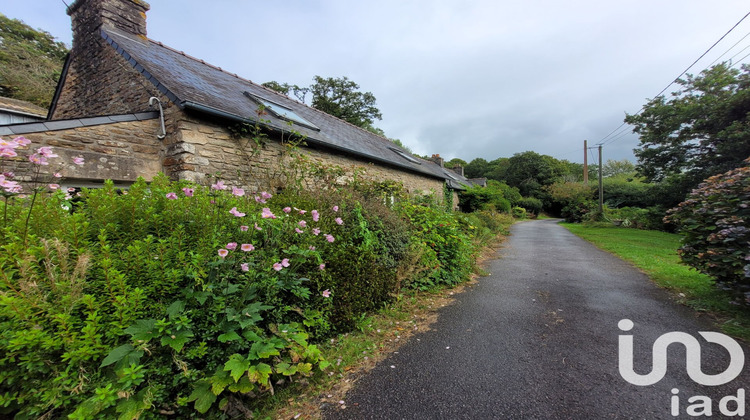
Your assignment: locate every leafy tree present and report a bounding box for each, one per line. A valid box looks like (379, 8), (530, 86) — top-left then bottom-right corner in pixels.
(502, 151), (566, 198)
(389, 138), (413, 153)
(445, 158), (467, 168)
(464, 158), (490, 179)
(309, 76), (382, 128)
(602, 159), (636, 178)
(626, 63), (750, 206)
(0, 13), (68, 107)
(261, 81), (291, 95)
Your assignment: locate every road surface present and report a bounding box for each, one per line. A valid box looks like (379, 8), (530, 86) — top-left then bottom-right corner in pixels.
(323, 219), (749, 419)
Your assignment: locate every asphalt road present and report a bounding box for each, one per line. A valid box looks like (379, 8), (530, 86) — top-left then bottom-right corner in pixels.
(323, 219), (750, 420)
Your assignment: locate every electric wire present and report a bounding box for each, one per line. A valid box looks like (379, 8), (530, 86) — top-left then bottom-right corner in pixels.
(596, 10), (750, 147)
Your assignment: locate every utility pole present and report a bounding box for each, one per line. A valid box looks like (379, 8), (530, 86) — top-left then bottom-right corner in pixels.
(583, 140), (588, 185)
(598, 144), (603, 214)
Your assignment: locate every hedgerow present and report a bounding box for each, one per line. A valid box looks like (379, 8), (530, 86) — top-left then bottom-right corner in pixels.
(0, 136), (507, 418)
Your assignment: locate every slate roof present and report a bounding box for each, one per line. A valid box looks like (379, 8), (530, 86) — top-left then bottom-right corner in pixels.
(99, 27), (470, 185)
(0, 97), (48, 119)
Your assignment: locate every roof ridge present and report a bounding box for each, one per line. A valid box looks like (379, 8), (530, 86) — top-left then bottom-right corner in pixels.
(146, 37), (246, 82)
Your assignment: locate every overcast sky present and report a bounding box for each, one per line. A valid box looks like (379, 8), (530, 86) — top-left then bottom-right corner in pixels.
(4, 1), (750, 165)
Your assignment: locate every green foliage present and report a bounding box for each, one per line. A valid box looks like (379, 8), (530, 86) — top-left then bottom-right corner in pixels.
(516, 197), (543, 216)
(458, 180), (515, 213)
(0, 149), (506, 418)
(665, 161), (750, 293)
(602, 159), (636, 178)
(602, 176), (656, 208)
(512, 206), (527, 219)
(264, 76), (382, 129)
(627, 63), (750, 209)
(0, 13), (68, 107)
(545, 181), (596, 222)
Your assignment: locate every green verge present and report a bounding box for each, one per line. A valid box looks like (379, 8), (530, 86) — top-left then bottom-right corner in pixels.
(561, 223), (750, 341)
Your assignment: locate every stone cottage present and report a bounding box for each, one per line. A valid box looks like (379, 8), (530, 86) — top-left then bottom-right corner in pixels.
(0, 0), (479, 204)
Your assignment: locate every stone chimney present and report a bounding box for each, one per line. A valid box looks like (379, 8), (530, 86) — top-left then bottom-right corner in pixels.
(451, 165), (464, 177)
(51, 0), (157, 119)
(430, 154), (444, 168)
(67, 0), (150, 47)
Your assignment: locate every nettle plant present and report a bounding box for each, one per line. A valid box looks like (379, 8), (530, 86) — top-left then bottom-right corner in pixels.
(0, 137), (344, 418)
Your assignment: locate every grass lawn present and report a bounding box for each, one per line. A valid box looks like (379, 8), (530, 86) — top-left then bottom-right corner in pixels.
(561, 223), (750, 341)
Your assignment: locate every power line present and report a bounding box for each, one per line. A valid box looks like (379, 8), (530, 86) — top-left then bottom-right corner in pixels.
(596, 10), (750, 147)
(708, 30), (750, 67)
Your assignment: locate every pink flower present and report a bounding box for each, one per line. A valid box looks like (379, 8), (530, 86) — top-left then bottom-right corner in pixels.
(335, 217), (344, 225)
(298, 209), (307, 215)
(182, 187), (194, 197)
(325, 234), (335, 243)
(254, 223), (262, 231)
(13, 136), (30, 146)
(255, 195), (266, 204)
(166, 192), (178, 200)
(0, 148), (17, 158)
(67, 187), (76, 193)
(229, 207), (246, 217)
(281, 258), (290, 267)
(37, 146), (58, 158)
(53, 172), (62, 178)
(273, 262), (283, 271)
(309, 246), (316, 251)
(298, 220), (307, 228)
(72, 156), (85, 165)
(211, 180), (227, 190)
(241, 243), (255, 252)
(312, 210), (319, 222)
(283, 207), (292, 213)
(241, 263), (250, 272)
(322, 289), (331, 298)
(218, 249), (229, 258)
(48, 184), (60, 190)
(226, 242), (237, 250)
(312, 228), (321, 236)
(232, 187), (245, 197)
(240, 225), (249, 231)
(295, 228), (304, 234)
(260, 191), (272, 200)
(261, 208), (276, 219)
(28, 154), (48, 165)
(319, 263), (326, 270)
(332, 206), (339, 212)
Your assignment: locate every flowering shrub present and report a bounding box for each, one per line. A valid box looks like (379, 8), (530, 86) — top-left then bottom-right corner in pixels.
(665, 160), (750, 293)
(0, 136), (508, 418)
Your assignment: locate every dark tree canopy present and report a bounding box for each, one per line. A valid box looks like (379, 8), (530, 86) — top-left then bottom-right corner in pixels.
(0, 13), (68, 107)
(626, 63), (750, 203)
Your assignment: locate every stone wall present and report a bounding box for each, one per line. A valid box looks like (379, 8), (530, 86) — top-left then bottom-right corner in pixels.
(8, 119), (163, 184)
(173, 117), (445, 196)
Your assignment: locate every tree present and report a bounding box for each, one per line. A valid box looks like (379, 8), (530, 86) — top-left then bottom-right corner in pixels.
(464, 158), (490, 178)
(309, 76), (382, 128)
(626, 63), (750, 205)
(602, 159), (636, 178)
(502, 151), (566, 198)
(445, 158), (467, 168)
(263, 76), (383, 130)
(0, 13), (68, 107)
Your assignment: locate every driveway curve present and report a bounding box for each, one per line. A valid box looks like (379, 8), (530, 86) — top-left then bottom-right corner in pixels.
(323, 219), (750, 420)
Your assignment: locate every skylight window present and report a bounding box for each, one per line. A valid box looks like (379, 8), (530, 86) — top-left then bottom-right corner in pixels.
(443, 170), (459, 180)
(244, 92), (319, 131)
(389, 147), (422, 165)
